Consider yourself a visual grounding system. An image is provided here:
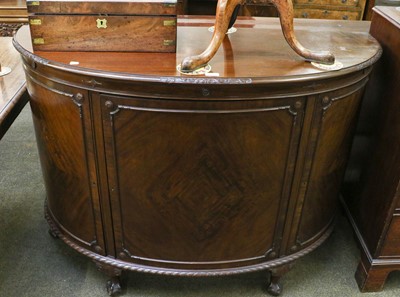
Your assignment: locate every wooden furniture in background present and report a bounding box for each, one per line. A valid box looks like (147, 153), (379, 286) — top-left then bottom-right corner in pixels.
(293, 0), (367, 20)
(186, 0), (278, 16)
(14, 17), (380, 296)
(0, 37), (29, 140)
(364, 0), (400, 20)
(184, 0), (366, 20)
(342, 6), (400, 293)
(177, 0), (188, 14)
(0, 0), (28, 37)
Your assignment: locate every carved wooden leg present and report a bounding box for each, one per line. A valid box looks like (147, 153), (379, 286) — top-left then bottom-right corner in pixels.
(180, 0), (245, 72)
(228, 4), (241, 29)
(267, 263), (294, 296)
(181, 0), (335, 72)
(94, 261), (123, 296)
(272, 0), (335, 64)
(355, 260), (392, 292)
(48, 228), (59, 239)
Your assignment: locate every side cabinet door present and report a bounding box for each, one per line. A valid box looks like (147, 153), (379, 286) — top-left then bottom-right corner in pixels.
(101, 95), (304, 270)
(26, 76), (105, 254)
(289, 81), (366, 252)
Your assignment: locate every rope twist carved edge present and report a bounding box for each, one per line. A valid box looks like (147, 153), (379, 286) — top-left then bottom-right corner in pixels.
(45, 203), (334, 277)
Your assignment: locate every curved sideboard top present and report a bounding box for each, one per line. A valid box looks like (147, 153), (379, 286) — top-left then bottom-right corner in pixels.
(13, 17), (381, 96)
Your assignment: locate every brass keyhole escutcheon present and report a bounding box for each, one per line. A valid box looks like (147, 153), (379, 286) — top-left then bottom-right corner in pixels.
(96, 19), (108, 29)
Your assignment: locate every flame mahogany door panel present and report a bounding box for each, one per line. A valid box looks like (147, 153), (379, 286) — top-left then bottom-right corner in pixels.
(100, 95), (304, 270)
(26, 76), (106, 255)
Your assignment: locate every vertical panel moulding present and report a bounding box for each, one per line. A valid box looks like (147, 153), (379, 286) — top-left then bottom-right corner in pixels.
(280, 95), (320, 255)
(82, 91), (107, 255)
(91, 92), (117, 257)
(270, 99), (306, 258)
(101, 97), (125, 259)
(66, 90), (92, 248)
(71, 91), (105, 253)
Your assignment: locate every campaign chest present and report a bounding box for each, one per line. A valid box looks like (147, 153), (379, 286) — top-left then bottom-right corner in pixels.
(26, 0), (177, 52)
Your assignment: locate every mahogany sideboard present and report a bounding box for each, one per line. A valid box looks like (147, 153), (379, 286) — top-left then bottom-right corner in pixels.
(13, 17), (380, 295)
(342, 6), (400, 292)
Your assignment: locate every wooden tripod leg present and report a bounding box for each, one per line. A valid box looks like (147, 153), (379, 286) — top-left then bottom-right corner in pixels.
(180, 0), (244, 72)
(272, 0), (335, 64)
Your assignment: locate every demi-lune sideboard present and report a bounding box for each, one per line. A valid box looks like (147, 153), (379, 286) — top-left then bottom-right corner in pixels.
(13, 17), (381, 295)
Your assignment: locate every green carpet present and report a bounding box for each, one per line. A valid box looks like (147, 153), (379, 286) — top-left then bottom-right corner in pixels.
(1, 105), (399, 297)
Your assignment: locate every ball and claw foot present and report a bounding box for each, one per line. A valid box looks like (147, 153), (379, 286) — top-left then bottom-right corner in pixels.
(266, 263), (294, 296)
(267, 280), (282, 296)
(106, 278), (122, 296)
(48, 229), (59, 239)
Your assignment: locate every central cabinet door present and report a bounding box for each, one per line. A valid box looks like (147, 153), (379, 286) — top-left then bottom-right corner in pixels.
(100, 95), (304, 270)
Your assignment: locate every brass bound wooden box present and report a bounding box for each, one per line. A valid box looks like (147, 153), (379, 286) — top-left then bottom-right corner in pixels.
(26, 0), (177, 52)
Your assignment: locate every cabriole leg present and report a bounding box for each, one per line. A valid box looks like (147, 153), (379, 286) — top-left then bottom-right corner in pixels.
(180, 0), (245, 72)
(181, 0), (335, 73)
(272, 0), (334, 64)
(267, 263), (294, 296)
(94, 261), (123, 296)
(48, 228), (59, 239)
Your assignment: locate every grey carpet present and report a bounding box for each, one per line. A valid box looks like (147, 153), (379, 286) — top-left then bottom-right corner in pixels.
(1, 105), (400, 297)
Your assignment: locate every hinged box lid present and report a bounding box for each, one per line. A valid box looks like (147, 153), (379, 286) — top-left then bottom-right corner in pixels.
(27, 0), (178, 52)
(26, 0), (178, 16)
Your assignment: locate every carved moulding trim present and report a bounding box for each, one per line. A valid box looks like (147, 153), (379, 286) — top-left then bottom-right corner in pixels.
(27, 74), (84, 108)
(321, 78), (369, 113)
(13, 36), (49, 67)
(28, 74), (74, 99)
(18, 58), (374, 103)
(46, 202), (96, 249)
(111, 104), (294, 115)
(294, 216), (336, 251)
(45, 203), (334, 276)
(160, 77), (252, 84)
(121, 248), (266, 266)
(0, 23), (24, 37)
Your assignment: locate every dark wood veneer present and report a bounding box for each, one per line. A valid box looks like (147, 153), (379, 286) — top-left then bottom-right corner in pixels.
(13, 17), (380, 295)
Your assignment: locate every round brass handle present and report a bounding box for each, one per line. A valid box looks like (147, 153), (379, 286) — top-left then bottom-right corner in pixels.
(342, 15), (349, 20)
(302, 12), (309, 18)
